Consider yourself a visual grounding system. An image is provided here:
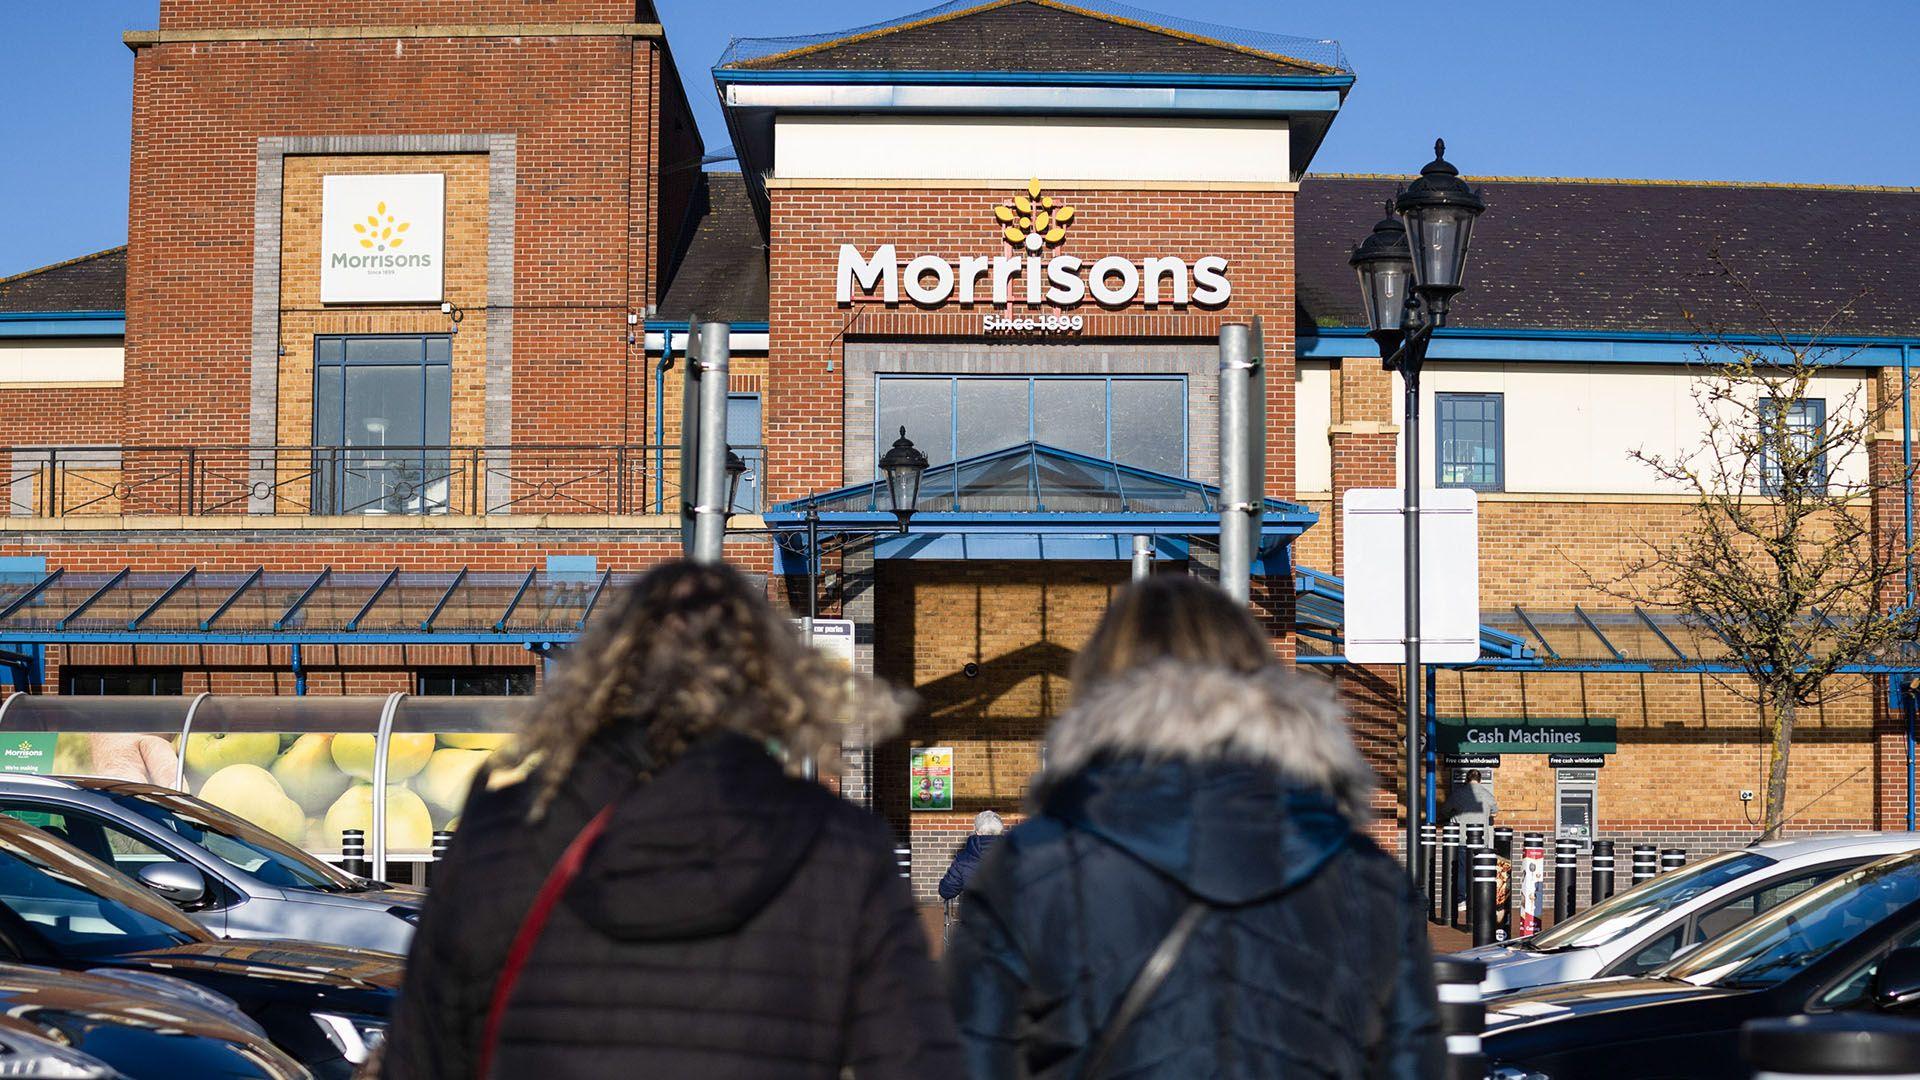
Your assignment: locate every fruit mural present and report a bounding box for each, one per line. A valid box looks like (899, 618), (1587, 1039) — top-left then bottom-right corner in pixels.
(183, 731), (510, 854)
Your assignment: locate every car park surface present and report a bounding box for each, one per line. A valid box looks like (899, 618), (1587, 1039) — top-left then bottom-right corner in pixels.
(0, 775), (422, 953)
(1459, 833), (1920, 993)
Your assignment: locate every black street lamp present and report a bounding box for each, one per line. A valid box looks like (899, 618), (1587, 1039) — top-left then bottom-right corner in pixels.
(723, 448), (748, 518)
(879, 427), (929, 534)
(1350, 139), (1485, 883)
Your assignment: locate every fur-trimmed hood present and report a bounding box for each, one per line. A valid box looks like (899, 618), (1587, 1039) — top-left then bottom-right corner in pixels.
(1030, 662), (1378, 905)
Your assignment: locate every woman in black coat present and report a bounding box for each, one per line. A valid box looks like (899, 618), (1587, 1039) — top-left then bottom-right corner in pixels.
(945, 576), (1440, 1079)
(382, 563), (962, 1079)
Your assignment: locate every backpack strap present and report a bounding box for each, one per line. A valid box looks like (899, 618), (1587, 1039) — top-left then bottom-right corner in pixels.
(475, 802), (618, 1080)
(1080, 900), (1211, 1080)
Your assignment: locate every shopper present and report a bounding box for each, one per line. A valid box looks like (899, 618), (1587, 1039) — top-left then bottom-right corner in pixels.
(938, 811), (1004, 944)
(945, 575), (1440, 1079)
(381, 562), (962, 1080)
(1441, 769), (1499, 917)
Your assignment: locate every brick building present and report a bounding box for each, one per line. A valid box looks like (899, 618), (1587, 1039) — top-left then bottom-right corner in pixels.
(0, 0), (1917, 900)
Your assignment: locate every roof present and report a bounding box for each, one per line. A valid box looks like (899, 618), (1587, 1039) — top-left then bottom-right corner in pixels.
(0, 247), (126, 314)
(1298, 176), (1920, 339)
(658, 172), (769, 325)
(721, 0), (1346, 76)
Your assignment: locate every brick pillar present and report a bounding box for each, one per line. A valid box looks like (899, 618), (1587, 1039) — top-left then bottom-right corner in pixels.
(1871, 366), (1916, 828)
(1326, 357), (1399, 576)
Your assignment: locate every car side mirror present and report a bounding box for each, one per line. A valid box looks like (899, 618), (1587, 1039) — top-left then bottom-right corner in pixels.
(1872, 947), (1920, 1010)
(136, 862), (207, 908)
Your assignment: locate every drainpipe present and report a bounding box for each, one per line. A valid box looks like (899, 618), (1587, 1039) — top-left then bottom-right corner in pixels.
(1904, 344), (1914, 829)
(655, 330), (676, 515)
(291, 644), (305, 697)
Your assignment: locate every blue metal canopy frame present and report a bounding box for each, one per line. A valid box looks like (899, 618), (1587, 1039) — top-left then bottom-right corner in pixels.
(764, 442), (1318, 573)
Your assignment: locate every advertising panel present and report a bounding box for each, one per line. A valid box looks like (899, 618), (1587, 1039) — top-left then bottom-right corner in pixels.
(320, 173), (445, 304)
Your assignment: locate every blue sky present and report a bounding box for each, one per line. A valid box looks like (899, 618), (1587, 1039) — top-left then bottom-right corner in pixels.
(4, 0), (1918, 277)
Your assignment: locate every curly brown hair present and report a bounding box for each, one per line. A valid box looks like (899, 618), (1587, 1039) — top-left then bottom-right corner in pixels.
(508, 561), (907, 818)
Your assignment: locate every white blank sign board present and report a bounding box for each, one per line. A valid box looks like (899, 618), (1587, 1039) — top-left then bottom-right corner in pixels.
(1341, 488), (1480, 664)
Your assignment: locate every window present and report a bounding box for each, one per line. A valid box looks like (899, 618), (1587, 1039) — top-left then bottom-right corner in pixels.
(61, 669), (182, 696)
(1759, 397), (1827, 495)
(1437, 392), (1503, 492)
(417, 669), (535, 696)
(313, 335), (453, 515)
(0, 806), (171, 882)
(1609, 864), (1850, 977)
(876, 376), (1186, 476)
(728, 393), (762, 513)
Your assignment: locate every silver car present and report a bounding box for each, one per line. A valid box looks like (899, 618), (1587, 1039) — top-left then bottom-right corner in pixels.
(1456, 833), (1920, 993)
(0, 774), (423, 953)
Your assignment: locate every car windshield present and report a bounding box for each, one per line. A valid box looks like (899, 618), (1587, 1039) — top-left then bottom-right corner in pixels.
(105, 790), (363, 893)
(1529, 851), (1775, 951)
(0, 820), (202, 960)
(1666, 852), (1920, 989)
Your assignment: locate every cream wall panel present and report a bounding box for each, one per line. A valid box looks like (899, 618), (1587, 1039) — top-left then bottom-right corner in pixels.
(774, 116), (1290, 184)
(1294, 360), (1332, 493)
(0, 340), (124, 385)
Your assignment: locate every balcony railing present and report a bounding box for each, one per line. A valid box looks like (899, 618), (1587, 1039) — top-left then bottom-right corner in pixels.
(0, 444), (765, 519)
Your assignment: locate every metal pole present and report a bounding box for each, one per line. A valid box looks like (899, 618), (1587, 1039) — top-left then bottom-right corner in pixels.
(1402, 345), (1426, 878)
(691, 322), (731, 563)
(1130, 535), (1154, 582)
(679, 321), (704, 556)
(1218, 324), (1254, 603)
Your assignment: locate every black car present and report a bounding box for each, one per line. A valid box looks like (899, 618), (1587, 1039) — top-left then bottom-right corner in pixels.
(1483, 849), (1920, 1079)
(0, 960), (310, 1078)
(0, 814), (396, 1078)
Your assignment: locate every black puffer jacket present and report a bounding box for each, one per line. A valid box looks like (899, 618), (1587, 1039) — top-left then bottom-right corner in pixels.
(945, 664), (1440, 1079)
(384, 731), (963, 1079)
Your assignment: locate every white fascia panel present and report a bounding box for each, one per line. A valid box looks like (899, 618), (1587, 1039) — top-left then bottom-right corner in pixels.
(0, 340), (125, 384)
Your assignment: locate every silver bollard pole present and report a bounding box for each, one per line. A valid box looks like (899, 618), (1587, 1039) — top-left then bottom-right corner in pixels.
(690, 322), (732, 563)
(1130, 534), (1154, 582)
(1217, 324), (1255, 603)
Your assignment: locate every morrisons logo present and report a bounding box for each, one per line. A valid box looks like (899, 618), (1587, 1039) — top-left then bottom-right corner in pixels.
(330, 252), (434, 270)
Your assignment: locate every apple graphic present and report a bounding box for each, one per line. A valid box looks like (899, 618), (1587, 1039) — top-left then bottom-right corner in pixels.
(183, 733), (281, 786)
(323, 783), (433, 852)
(196, 764), (306, 845)
(270, 734), (353, 815)
(437, 733), (511, 752)
(415, 748), (489, 828)
(330, 732), (435, 782)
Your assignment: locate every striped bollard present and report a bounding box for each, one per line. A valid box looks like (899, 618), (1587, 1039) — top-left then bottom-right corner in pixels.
(1743, 1014), (1920, 1078)
(1471, 850), (1499, 946)
(1441, 823), (1461, 927)
(1554, 837), (1580, 923)
(1662, 848), (1687, 875)
(1463, 824), (1486, 931)
(1419, 823), (1438, 922)
(1632, 845), (1658, 887)
(426, 830), (452, 888)
(894, 844), (912, 881)
(1434, 958), (1487, 1080)
(1591, 840), (1616, 903)
(341, 828), (370, 879)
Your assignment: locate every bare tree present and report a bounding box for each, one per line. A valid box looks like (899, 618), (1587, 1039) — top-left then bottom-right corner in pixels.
(1590, 255), (1916, 839)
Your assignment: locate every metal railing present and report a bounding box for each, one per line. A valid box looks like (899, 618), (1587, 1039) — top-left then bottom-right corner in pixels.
(0, 444), (766, 519)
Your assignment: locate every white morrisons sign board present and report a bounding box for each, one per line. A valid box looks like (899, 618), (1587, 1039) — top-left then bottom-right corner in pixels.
(836, 245), (1231, 311)
(320, 173), (445, 304)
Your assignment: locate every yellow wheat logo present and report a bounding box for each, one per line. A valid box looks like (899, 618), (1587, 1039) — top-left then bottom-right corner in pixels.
(351, 200), (412, 251)
(993, 179), (1076, 252)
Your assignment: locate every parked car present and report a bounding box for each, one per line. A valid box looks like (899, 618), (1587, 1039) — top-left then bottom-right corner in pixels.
(0, 775), (422, 952)
(1482, 848), (1920, 1079)
(0, 960), (310, 1079)
(0, 813), (398, 1078)
(1458, 833), (1920, 993)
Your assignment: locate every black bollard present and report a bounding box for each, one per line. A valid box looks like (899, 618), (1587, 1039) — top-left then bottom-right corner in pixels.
(1743, 1014), (1920, 1078)
(341, 828), (370, 879)
(1554, 837), (1580, 923)
(1632, 844), (1657, 888)
(1441, 823), (1461, 927)
(1419, 823), (1438, 921)
(893, 844), (912, 881)
(1433, 958), (1487, 1080)
(1662, 848), (1687, 875)
(1463, 824), (1486, 931)
(1493, 826), (1514, 941)
(1472, 850), (1499, 947)
(426, 830), (452, 888)
(1591, 839), (1616, 903)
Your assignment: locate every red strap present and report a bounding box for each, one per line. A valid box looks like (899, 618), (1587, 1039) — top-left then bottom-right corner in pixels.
(475, 803), (617, 1080)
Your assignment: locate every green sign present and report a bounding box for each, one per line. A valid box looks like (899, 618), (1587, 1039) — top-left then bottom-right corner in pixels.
(0, 733), (57, 775)
(1436, 717), (1616, 756)
(910, 746), (953, 811)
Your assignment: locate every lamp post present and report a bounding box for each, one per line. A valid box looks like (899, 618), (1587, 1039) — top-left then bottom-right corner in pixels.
(1350, 140), (1485, 879)
(723, 449), (748, 518)
(879, 427), (929, 534)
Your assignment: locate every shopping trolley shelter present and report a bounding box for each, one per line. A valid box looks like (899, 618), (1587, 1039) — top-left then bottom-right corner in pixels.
(0, 0), (1918, 894)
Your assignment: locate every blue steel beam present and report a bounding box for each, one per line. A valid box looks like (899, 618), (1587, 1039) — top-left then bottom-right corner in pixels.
(0, 570), (63, 625)
(58, 568), (130, 631)
(494, 569), (536, 632)
(1636, 606), (1689, 661)
(420, 568), (470, 631)
(575, 570), (611, 631)
(1573, 605), (1628, 662)
(200, 567), (263, 631)
(1511, 605), (1560, 661)
(275, 567), (330, 631)
(129, 568), (195, 630)
(346, 568), (400, 632)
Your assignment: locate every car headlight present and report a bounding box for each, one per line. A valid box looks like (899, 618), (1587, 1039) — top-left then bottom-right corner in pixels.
(312, 1013), (386, 1066)
(1489, 1068), (1550, 1080)
(0, 1027), (117, 1078)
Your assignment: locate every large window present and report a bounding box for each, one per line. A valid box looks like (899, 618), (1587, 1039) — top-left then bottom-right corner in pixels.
(728, 393), (762, 513)
(1759, 397), (1827, 495)
(313, 335), (453, 515)
(1437, 392), (1504, 492)
(61, 669), (182, 696)
(417, 669), (535, 696)
(876, 376), (1186, 476)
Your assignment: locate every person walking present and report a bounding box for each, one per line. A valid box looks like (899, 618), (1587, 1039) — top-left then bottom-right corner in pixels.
(380, 562), (963, 1080)
(1440, 769), (1499, 919)
(939, 811), (1004, 943)
(945, 575), (1440, 1079)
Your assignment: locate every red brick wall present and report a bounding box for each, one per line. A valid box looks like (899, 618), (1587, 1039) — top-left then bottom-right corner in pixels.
(157, 2), (649, 30)
(0, 387), (122, 447)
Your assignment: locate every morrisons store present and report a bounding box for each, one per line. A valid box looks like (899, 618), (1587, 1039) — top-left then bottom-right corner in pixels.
(0, 0), (1917, 900)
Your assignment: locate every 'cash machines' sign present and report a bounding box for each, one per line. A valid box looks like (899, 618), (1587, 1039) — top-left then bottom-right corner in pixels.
(1436, 717), (1617, 756)
(320, 173), (445, 304)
